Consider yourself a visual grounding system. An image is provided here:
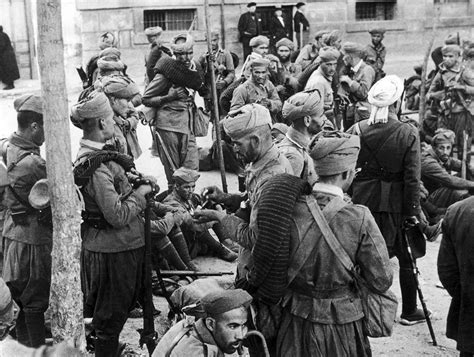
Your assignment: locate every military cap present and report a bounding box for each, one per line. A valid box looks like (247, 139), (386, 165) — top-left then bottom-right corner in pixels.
(445, 33), (459, 45)
(99, 75), (139, 100)
(70, 90), (114, 128)
(201, 289), (252, 316)
(441, 44), (461, 55)
(318, 46), (340, 62)
(309, 131), (360, 176)
(272, 123), (289, 136)
(99, 47), (121, 60)
(249, 57), (270, 69)
(249, 35), (269, 48)
(223, 103), (272, 139)
(342, 42), (365, 55)
(14, 94), (42, 114)
(172, 167), (200, 185)
(276, 38), (295, 51)
(432, 129), (455, 146)
(247, 2), (257, 7)
(98, 32), (116, 50)
(314, 30), (329, 40)
(171, 33), (194, 54)
(283, 90), (324, 122)
(322, 30), (342, 47)
(144, 26), (162, 37)
(369, 28), (386, 35)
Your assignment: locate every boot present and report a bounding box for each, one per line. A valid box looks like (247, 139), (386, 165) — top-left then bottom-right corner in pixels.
(24, 311), (46, 347)
(212, 223), (239, 252)
(399, 267), (418, 320)
(95, 337), (119, 357)
(169, 227), (197, 270)
(15, 310), (30, 346)
(199, 231), (238, 262)
(159, 241), (188, 270)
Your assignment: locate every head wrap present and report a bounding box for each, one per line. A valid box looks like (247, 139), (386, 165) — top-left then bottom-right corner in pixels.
(315, 30), (329, 41)
(441, 44), (461, 56)
(99, 47), (121, 60)
(144, 26), (162, 37)
(249, 35), (269, 48)
(172, 167), (200, 185)
(342, 42), (364, 56)
(318, 46), (340, 62)
(99, 75), (139, 99)
(322, 30), (342, 47)
(309, 131), (360, 176)
(265, 54), (280, 64)
(445, 33), (459, 45)
(201, 289), (252, 316)
(432, 129), (455, 147)
(14, 95), (42, 114)
(247, 2), (256, 7)
(171, 33), (194, 54)
(367, 75), (404, 125)
(271, 123), (289, 136)
(283, 90), (324, 122)
(465, 47), (474, 60)
(369, 28), (386, 35)
(249, 57), (270, 69)
(276, 38), (295, 51)
(70, 90), (114, 128)
(223, 103), (272, 139)
(98, 32), (116, 50)
(97, 56), (125, 72)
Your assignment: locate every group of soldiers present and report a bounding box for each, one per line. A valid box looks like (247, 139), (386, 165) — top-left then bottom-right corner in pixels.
(1, 2), (474, 357)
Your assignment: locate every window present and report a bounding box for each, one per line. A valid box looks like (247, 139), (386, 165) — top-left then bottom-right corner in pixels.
(144, 9), (196, 31)
(355, 2), (396, 21)
(434, 0), (468, 3)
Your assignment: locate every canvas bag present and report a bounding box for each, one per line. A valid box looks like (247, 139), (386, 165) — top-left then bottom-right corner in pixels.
(194, 107), (211, 137)
(306, 195), (398, 338)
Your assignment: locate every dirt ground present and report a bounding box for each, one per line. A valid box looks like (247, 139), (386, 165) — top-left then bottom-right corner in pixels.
(0, 53), (461, 356)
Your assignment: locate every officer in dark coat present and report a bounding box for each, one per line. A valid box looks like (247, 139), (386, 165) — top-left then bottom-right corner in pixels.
(0, 26), (20, 90)
(269, 6), (291, 49)
(349, 75), (427, 326)
(238, 2), (262, 60)
(439, 197), (474, 357)
(293, 2), (309, 49)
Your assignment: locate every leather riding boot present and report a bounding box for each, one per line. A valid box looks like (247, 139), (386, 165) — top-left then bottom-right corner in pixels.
(399, 267), (418, 315)
(15, 310), (30, 346)
(25, 311), (46, 347)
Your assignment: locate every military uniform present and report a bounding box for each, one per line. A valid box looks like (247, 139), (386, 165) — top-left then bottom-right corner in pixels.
(295, 44), (319, 71)
(238, 11), (262, 60)
(365, 42), (386, 82)
(110, 112), (142, 158)
(305, 66), (334, 111)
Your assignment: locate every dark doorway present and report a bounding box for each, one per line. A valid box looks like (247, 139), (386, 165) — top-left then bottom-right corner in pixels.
(257, 5), (294, 38)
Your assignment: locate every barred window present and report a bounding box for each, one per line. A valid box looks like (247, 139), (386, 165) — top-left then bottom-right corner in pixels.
(356, 2), (396, 21)
(144, 9), (195, 31)
(434, 0), (468, 3)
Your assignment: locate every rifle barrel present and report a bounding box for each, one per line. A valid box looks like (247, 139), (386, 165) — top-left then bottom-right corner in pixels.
(160, 270), (234, 276)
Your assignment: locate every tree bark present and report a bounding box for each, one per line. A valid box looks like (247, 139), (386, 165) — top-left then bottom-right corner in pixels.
(37, 0), (85, 350)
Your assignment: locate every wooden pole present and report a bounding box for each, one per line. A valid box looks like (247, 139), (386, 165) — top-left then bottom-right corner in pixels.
(37, 0), (85, 349)
(24, 0), (38, 79)
(204, 0), (228, 193)
(220, 0), (226, 49)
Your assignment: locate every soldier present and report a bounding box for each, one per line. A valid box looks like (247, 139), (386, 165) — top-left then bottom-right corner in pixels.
(70, 91), (152, 356)
(295, 30), (329, 71)
(438, 198), (474, 357)
(230, 58), (282, 120)
(84, 32), (117, 89)
(2, 95), (51, 348)
(154, 289), (252, 357)
(348, 75), (427, 326)
(274, 38), (301, 102)
(276, 131), (392, 357)
(339, 42), (376, 128)
(142, 33), (204, 187)
(144, 26), (170, 85)
(365, 28), (387, 82)
(293, 2), (309, 50)
(421, 129), (474, 213)
(238, 2), (262, 61)
(279, 90), (329, 184)
(240, 35), (270, 78)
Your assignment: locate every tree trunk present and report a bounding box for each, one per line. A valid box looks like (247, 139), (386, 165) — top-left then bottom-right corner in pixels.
(37, 0), (85, 350)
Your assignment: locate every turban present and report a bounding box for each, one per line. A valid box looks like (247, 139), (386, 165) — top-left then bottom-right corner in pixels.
(282, 90), (324, 122)
(98, 32), (116, 50)
(265, 54), (280, 64)
(272, 123), (289, 136)
(172, 167), (200, 185)
(367, 75), (404, 125)
(445, 33), (459, 45)
(322, 30), (342, 47)
(315, 30), (329, 41)
(276, 38), (295, 51)
(342, 42), (365, 55)
(249, 57), (270, 69)
(97, 57), (125, 72)
(99, 47), (121, 60)
(70, 90), (114, 128)
(249, 35), (269, 48)
(201, 289), (252, 316)
(171, 33), (194, 54)
(318, 46), (340, 62)
(144, 26), (162, 36)
(432, 129), (455, 146)
(99, 75), (139, 99)
(223, 103), (272, 139)
(309, 131), (360, 176)
(247, 2), (256, 7)
(369, 28), (386, 35)
(441, 45), (461, 56)
(14, 94), (42, 114)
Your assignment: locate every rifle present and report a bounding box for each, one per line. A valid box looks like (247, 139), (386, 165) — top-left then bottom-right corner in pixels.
(76, 66), (88, 89)
(402, 219), (438, 346)
(160, 270), (234, 277)
(462, 130), (468, 179)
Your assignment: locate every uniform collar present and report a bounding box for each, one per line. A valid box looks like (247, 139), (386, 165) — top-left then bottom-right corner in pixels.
(247, 144), (279, 177)
(193, 319), (224, 355)
(8, 133), (40, 153)
(352, 59), (363, 73)
(286, 127), (310, 150)
(312, 182), (344, 199)
(439, 62), (461, 73)
(79, 138), (106, 151)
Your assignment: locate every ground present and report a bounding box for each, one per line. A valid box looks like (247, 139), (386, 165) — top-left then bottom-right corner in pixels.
(0, 52), (460, 356)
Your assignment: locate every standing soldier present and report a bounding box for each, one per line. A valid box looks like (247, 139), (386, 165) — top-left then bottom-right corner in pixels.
(293, 2), (309, 50)
(142, 34), (204, 187)
(238, 2), (262, 61)
(339, 42), (376, 128)
(349, 75), (427, 325)
(274, 38), (301, 102)
(365, 28), (387, 82)
(71, 91), (152, 356)
(2, 95), (51, 347)
(144, 26), (169, 85)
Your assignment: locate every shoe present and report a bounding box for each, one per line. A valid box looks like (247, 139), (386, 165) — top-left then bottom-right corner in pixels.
(424, 220), (442, 242)
(400, 308), (432, 326)
(128, 307), (143, 319)
(218, 245), (238, 262)
(3, 84), (14, 90)
(223, 239), (240, 253)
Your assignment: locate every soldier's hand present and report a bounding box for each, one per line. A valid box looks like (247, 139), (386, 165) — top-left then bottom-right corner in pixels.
(452, 84), (466, 91)
(172, 211), (185, 226)
(135, 184), (153, 197)
(340, 75), (351, 84)
(168, 87), (188, 100)
(202, 186), (225, 203)
(258, 98), (270, 108)
(193, 206), (226, 224)
(216, 80), (227, 90)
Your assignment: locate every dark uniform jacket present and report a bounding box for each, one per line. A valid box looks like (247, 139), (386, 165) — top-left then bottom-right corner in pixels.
(293, 11), (309, 33)
(269, 15), (291, 44)
(365, 43), (386, 81)
(0, 29), (20, 84)
(238, 12), (261, 41)
(439, 196), (474, 353)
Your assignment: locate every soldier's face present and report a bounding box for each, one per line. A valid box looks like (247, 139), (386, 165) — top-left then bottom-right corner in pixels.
(206, 307), (248, 354)
(277, 47), (291, 62)
(110, 97), (131, 118)
(332, 38), (342, 50)
(275, 10), (282, 17)
(306, 114), (325, 135)
(434, 143), (452, 162)
(248, 6), (256, 13)
(101, 111), (115, 140)
(232, 136), (258, 163)
(175, 181), (196, 200)
(443, 53), (459, 68)
(211, 36), (219, 51)
(253, 44), (268, 56)
(342, 53), (353, 67)
(320, 60), (338, 77)
(371, 34), (383, 46)
(175, 50), (194, 67)
(251, 67), (268, 85)
(31, 121), (45, 146)
(147, 35), (158, 44)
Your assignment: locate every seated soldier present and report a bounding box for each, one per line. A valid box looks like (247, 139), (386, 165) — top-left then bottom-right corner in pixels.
(162, 167), (238, 263)
(153, 289), (252, 357)
(421, 129), (474, 215)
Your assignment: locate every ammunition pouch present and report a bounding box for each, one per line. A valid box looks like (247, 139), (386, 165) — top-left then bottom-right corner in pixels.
(81, 211), (112, 230)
